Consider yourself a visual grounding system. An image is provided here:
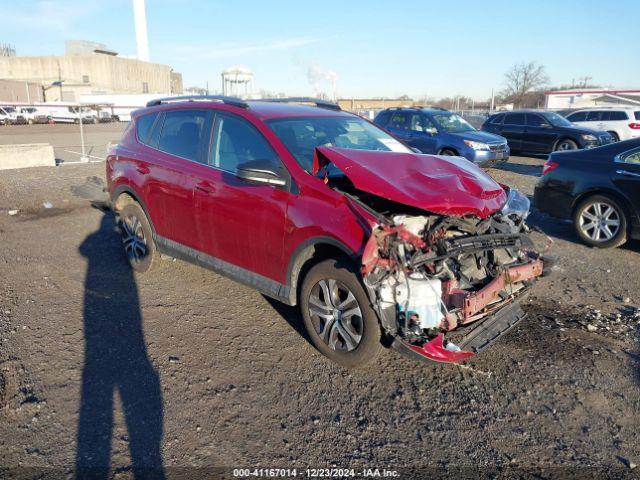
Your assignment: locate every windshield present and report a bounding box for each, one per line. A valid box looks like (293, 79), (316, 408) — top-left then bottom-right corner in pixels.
(544, 112), (572, 127)
(431, 113), (475, 133)
(268, 116), (411, 172)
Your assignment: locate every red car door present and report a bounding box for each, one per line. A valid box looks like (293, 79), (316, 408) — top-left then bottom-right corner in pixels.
(193, 111), (290, 284)
(141, 108), (213, 249)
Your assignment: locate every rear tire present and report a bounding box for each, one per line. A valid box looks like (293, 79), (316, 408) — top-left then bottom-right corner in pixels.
(118, 203), (159, 273)
(300, 259), (382, 368)
(573, 195), (627, 248)
(608, 131), (619, 142)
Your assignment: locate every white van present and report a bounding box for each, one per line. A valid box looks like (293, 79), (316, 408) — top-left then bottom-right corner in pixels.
(0, 106), (26, 125)
(18, 107), (49, 124)
(37, 105), (97, 124)
(566, 106), (640, 141)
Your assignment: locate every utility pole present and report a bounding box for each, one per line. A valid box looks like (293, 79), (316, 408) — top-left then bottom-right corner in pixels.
(490, 88), (495, 113)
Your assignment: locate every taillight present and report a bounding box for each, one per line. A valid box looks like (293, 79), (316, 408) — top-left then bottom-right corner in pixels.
(542, 161), (559, 175)
(629, 123), (640, 129)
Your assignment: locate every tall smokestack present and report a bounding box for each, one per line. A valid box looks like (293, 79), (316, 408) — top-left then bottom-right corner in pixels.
(132, 0), (150, 62)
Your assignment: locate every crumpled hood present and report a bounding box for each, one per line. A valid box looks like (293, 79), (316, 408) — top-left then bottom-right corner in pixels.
(313, 147), (507, 218)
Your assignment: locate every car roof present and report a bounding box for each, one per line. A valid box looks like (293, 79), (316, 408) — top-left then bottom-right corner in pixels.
(570, 106), (639, 112)
(134, 98), (353, 121)
(380, 107), (451, 114)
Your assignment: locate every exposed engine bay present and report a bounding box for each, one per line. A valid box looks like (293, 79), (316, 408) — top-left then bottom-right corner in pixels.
(330, 176), (547, 363)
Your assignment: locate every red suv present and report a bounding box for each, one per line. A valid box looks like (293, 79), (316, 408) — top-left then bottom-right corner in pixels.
(106, 96), (545, 368)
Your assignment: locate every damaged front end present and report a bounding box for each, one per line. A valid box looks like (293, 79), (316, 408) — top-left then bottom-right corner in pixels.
(314, 147), (548, 363)
(362, 191), (544, 363)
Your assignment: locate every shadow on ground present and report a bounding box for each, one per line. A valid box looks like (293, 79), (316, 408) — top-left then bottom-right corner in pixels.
(75, 211), (164, 479)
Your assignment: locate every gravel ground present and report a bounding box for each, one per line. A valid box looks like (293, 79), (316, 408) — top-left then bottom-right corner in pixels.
(0, 152), (639, 479)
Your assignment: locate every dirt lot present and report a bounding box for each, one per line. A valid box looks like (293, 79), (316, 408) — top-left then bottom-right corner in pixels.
(1, 134), (640, 478)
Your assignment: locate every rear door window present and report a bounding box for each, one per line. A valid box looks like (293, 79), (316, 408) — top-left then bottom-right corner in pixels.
(136, 112), (159, 145)
(504, 113), (526, 126)
(409, 113), (435, 132)
(586, 111), (603, 121)
(526, 114), (549, 127)
(211, 113), (280, 173)
(157, 109), (213, 163)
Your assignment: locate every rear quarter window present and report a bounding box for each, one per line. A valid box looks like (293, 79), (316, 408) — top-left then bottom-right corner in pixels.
(609, 111), (629, 121)
(136, 112), (159, 145)
(635, 112), (640, 121)
(490, 113), (505, 124)
(375, 111), (391, 126)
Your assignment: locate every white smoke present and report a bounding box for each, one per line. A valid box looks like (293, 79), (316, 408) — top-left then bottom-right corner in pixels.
(305, 61), (338, 101)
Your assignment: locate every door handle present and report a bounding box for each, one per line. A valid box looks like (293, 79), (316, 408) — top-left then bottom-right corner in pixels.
(616, 169), (640, 178)
(195, 181), (215, 194)
(136, 165), (150, 175)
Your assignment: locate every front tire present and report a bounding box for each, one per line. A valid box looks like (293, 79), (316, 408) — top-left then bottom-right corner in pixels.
(300, 259), (382, 368)
(573, 195), (627, 248)
(555, 138), (578, 151)
(118, 203), (158, 273)
(439, 148), (457, 156)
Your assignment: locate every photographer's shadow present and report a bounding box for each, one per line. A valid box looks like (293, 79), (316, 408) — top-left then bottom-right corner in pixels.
(75, 211), (164, 479)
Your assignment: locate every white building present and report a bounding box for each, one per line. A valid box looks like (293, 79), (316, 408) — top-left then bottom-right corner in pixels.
(545, 88), (640, 109)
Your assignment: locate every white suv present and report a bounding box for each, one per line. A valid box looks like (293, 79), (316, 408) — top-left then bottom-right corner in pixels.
(566, 107), (640, 142)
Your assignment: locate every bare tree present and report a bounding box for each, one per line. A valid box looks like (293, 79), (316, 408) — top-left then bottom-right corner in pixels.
(501, 62), (549, 108)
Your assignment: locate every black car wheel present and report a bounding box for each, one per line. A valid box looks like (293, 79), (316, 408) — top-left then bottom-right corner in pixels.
(608, 132), (619, 142)
(119, 203), (158, 273)
(439, 148), (457, 156)
(573, 195), (627, 248)
(300, 259), (382, 368)
(555, 139), (578, 151)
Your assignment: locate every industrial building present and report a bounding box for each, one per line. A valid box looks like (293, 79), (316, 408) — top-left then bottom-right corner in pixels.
(0, 41), (183, 102)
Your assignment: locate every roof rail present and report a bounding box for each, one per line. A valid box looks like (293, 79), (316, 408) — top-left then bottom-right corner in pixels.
(260, 97), (341, 111)
(146, 95), (249, 109)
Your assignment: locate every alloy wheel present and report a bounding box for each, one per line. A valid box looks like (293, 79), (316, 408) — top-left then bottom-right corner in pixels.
(308, 279), (363, 352)
(579, 202), (621, 242)
(121, 214), (148, 264)
(557, 140), (577, 151)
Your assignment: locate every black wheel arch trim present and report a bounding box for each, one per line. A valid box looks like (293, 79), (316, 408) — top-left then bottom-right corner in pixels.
(111, 184), (158, 238)
(285, 236), (358, 306)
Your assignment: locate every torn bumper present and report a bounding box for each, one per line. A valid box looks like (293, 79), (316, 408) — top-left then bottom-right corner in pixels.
(391, 296), (528, 364)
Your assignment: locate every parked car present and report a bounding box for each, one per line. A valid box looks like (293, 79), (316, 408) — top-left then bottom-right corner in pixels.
(107, 96), (545, 368)
(18, 107), (49, 124)
(534, 138), (640, 248)
(374, 107), (509, 167)
(482, 110), (613, 154)
(0, 106), (27, 125)
(564, 107), (640, 142)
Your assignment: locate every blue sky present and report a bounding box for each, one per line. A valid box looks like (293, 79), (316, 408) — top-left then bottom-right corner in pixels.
(2, 0), (637, 100)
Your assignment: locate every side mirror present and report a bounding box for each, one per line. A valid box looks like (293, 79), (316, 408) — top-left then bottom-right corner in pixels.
(236, 160), (287, 187)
